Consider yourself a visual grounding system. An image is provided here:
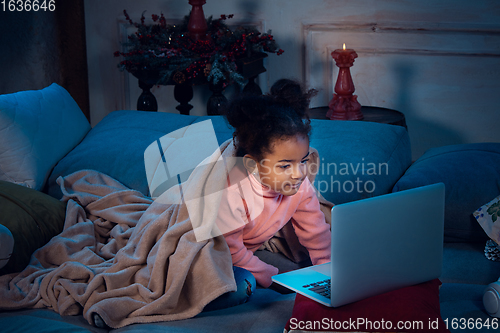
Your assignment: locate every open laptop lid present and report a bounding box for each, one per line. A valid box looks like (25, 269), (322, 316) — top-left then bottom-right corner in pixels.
(328, 182), (445, 306)
(272, 183), (445, 307)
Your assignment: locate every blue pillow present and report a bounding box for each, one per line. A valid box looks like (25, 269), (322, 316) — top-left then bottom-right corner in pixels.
(47, 112), (412, 208)
(47, 111), (233, 199)
(393, 143), (500, 243)
(0, 83), (90, 190)
(310, 120), (412, 205)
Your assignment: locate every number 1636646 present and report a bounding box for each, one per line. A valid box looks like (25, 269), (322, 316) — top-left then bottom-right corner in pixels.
(2, 0), (56, 12)
(444, 317), (498, 330)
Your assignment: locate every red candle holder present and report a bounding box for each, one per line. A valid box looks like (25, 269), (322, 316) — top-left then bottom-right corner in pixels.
(326, 45), (363, 120)
(188, 0), (208, 41)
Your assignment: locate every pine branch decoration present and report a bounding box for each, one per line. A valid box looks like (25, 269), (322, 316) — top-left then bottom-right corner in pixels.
(115, 10), (284, 88)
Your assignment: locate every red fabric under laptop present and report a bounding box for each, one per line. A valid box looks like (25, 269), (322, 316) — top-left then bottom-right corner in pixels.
(285, 279), (450, 332)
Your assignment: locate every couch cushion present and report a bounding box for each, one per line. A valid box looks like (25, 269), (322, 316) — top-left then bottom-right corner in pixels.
(393, 143), (500, 243)
(441, 242), (500, 285)
(47, 111), (234, 199)
(0, 83), (91, 190)
(0, 289), (296, 333)
(0, 309), (108, 333)
(439, 283), (494, 333)
(310, 120), (412, 205)
(47, 113), (411, 203)
(0, 180), (66, 275)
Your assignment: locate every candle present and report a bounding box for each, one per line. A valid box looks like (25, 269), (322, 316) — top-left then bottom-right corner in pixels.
(326, 43), (363, 121)
(331, 44), (358, 95)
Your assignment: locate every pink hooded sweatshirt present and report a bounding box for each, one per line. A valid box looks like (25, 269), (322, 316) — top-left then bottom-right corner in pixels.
(217, 163), (331, 287)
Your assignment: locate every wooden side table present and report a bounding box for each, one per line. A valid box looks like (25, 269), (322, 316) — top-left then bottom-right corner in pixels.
(310, 106), (407, 130)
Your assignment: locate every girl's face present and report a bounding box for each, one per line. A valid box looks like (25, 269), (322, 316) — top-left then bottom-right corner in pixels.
(253, 135), (310, 196)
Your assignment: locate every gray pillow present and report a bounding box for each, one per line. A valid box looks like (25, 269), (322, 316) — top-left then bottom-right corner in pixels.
(0, 180), (66, 275)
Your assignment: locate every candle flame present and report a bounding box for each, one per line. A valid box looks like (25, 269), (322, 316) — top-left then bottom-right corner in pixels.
(343, 43), (346, 50)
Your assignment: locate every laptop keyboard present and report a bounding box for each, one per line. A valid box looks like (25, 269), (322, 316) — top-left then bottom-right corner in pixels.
(303, 279), (331, 298)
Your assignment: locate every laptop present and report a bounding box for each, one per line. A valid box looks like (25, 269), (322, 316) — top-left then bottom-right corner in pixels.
(271, 182), (445, 307)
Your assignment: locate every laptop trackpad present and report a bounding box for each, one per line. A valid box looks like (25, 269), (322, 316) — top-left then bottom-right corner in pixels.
(310, 262), (331, 276)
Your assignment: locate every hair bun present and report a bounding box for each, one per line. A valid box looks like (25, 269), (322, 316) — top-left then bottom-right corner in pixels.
(269, 79), (317, 118)
(222, 94), (269, 129)
(222, 79), (314, 158)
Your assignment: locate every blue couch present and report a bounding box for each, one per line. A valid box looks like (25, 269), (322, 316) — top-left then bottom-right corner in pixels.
(0, 84), (499, 332)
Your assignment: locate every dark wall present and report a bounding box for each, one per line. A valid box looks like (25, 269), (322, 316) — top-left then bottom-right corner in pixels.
(0, 0), (90, 121)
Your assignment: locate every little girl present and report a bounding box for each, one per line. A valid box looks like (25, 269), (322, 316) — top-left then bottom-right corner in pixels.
(218, 79), (332, 288)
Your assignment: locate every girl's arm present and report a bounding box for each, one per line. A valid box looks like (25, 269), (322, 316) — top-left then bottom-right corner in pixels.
(291, 178), (331, 265)
(217, 175), (279, 288)
(224, 227), (279, 287)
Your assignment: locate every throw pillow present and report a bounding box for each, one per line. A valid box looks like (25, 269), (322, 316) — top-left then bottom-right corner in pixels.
(473, 195), (500, 245)
(0, 83), (91, 190)
(285, 279), (450, 333)
(393, 143), (500, 243)
(473, 195), (500, 261)
(0, 180), (66, 275)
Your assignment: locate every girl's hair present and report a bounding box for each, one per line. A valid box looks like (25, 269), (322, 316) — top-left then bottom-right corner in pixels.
(223, 79), (317, 160)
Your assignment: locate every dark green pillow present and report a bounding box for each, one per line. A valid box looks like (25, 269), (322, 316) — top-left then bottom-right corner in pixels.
(0, 180), (66, 275)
